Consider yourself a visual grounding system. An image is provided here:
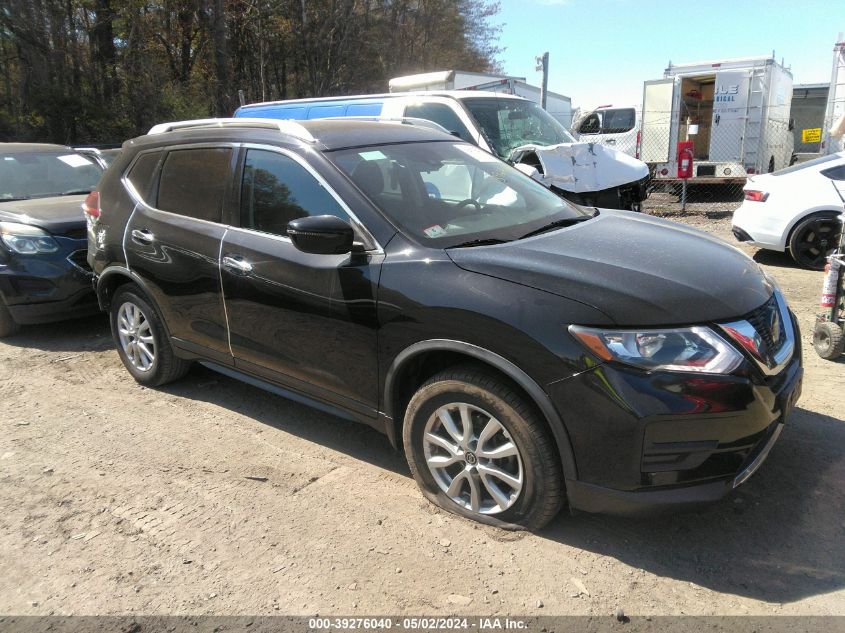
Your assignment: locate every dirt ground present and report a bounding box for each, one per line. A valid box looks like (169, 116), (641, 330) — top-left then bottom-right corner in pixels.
(1, 213), (843, 618)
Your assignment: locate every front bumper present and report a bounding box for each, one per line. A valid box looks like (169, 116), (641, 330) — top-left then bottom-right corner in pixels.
(549, 321), (803, 515)
(0, 238), (98, 325)
(555, 175), (650, 211)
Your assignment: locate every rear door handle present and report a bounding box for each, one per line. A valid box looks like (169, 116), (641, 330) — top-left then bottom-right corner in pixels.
(131, 229), (155, 244)
(222, 255), (253, 275)
(606, 139), (617, 145)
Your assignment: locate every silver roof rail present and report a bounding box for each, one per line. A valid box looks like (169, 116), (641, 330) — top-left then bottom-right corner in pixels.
(319, 116), (451, 135)
(147, 118), (316, 143)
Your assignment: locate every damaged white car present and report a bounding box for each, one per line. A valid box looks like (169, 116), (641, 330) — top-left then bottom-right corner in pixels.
(453, 94), (649, 211)
(235, 92), (651, 211)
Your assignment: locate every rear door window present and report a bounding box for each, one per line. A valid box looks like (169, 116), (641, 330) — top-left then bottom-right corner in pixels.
(157, 148), (232, 222)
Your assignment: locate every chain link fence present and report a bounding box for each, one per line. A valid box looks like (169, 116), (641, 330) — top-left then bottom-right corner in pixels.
(642, 103), (794, 218)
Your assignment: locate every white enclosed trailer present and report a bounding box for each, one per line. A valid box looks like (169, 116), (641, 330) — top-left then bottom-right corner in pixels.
(389, 70), (574, 128)
(641, 56), (794, 183)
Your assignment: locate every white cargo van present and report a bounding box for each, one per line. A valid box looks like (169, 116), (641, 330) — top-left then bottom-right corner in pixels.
(389, 70), (575, 129)
(640, 56), (794, 183)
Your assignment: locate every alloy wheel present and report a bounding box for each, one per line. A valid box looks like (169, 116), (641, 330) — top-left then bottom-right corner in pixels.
(116, 301), (156, 372)
(423, 402), (524, 515)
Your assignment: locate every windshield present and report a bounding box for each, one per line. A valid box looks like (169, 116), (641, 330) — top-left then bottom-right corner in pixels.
(461, 98), (576, 160)
(329, 141), (592, 248)
(0, 151), (103, 201)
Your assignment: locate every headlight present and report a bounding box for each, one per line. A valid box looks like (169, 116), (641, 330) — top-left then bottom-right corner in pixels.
(569, 325), (743, 374)
(0, 222), (59, 254)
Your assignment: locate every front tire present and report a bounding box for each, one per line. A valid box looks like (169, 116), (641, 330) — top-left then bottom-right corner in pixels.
(788, 213), (841, 270)
(403, 365), (563, 530)
(813, 321), (844, 360)
(110, 286), (191, 386)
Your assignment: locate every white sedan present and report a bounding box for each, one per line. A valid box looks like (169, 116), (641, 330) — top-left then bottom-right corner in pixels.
(731, 152), (845, 269)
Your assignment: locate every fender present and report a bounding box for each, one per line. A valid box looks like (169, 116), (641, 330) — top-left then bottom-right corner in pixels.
(782, 207), (843, 251)
(384, 339), (578, 481)
(95, 265), (154, 310)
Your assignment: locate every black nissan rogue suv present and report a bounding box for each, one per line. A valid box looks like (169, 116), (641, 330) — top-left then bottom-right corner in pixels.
(87, 118), (802, 530)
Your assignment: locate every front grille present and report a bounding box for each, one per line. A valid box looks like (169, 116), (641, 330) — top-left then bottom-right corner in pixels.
(67, 249), (93, 273)
(743, 294), (785, 355)
(719, 290), (796, 376)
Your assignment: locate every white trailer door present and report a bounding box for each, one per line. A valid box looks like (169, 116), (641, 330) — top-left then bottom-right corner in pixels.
(710, 70), (751, 162)
(641, 79), (675, 163)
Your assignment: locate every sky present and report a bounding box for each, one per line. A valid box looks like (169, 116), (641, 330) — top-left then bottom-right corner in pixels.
(495, 0), (845, 112)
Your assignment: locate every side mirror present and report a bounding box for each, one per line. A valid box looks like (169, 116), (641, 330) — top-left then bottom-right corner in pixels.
(287, 215), (354, 255)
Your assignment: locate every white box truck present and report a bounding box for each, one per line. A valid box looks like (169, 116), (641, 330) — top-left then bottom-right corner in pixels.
(640, 56), (794, 183)
(389, 70), (574, 129)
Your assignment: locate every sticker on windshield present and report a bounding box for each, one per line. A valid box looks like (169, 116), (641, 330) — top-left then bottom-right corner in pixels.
(423, 224), (446, 238)
(453, 144), (500, 163)
(359, 150), (387, 161)
(57, 154), (92, 168)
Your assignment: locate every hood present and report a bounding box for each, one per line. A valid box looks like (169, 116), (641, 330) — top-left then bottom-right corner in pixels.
(447, 210), (773, 326)
(0, 195), (87, 236)
(511, 142), (648, 193)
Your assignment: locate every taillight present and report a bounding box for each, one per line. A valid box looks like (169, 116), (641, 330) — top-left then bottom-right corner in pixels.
(635, 130), (641, 159)
(744, 190), (768, 202)
(83, 191), (100, 219)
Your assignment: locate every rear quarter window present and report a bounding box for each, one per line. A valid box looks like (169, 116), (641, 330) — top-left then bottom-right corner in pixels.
(124, 151), (162, 203)
(772, 154), (838, 176)
(821, 164), (845, 181)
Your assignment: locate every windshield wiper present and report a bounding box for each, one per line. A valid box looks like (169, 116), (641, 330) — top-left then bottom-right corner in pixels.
(60, 188), (93, 196)
(448, 238), (511, 249)
(518, 215), (595, 240)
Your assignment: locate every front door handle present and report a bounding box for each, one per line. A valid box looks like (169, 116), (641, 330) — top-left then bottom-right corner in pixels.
(131, 229), (155, 244)
(222, 255), (253, 275)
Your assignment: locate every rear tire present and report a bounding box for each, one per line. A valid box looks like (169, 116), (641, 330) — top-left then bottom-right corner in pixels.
(813, 321), (844, 360)
(788, 213), (841, 270)
(0, 299), (20, 338)
(402, 365), (563, 530)
(110, 286), (191, 386)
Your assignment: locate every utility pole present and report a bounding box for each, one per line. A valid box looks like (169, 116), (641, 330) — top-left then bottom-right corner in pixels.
(535, 52), (549, 110)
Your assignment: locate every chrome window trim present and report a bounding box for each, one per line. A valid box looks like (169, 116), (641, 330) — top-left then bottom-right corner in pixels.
(240, 143), (383, 253)
(719, 289), (795, 377)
